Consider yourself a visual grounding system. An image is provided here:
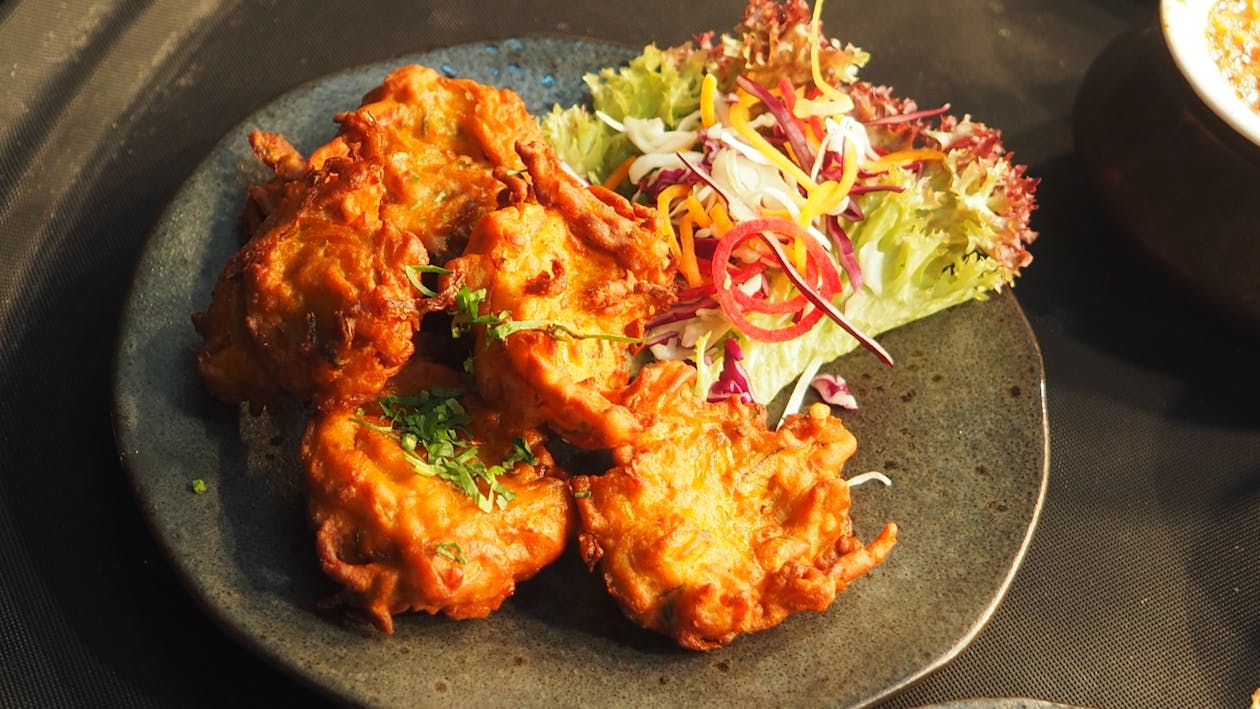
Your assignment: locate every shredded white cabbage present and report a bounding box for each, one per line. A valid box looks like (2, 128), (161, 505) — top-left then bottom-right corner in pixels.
(775, 355), (824, 430)
(646, 307), (729, 362)
(825, 115), (876, 162)
(593, 109), (625, 133)
(629, 150), (702, 185)
(846, 471), (893, 487)
(709, 149), (798, 221)
(622, 115), (698, 154)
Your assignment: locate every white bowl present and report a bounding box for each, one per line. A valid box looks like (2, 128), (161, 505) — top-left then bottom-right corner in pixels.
(1161, 0), (1260, 148)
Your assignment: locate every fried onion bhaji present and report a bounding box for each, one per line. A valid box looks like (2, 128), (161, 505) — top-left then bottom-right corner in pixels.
(302, 359), (574, 633)
(443, 140), (676, 448)
(572, 360), (898, 650)
(193, 65), (542, 411)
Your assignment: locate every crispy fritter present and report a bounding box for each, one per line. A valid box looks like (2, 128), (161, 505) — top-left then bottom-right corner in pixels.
(193, 65), (542, 411)
(198, 64), (896, 646)
(194, 153), (425, 411)
(444, 140), (676, 448)
(308, 64), (542, 264)
(302, 360), (574, 633)
(572, 360), (897, 650)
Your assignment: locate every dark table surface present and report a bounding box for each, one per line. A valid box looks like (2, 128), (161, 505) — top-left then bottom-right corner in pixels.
(2, 0), (1258, 707)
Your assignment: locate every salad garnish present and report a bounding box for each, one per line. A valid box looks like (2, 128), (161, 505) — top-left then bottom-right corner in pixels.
(543, 0), (1039, 406)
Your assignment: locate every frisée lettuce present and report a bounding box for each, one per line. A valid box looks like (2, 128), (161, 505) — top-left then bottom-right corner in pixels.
(542, 45), (707, 184)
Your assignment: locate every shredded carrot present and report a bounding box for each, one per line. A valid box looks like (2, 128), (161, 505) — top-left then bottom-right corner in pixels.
(657, 183), (691, 212)
(791, 230), (809, 273)
(793, 96), (854, 117)
(708, 201), (734, 236)
(838, 139), (861, 188)
(803, 118), (821, 146)
(784, 140), (803, 169)
(601, 156), (636, 190)
(796, 140), (858, 259)
(862, 148), (945, 174)
(700, 73), (718, 129)
(677, 213), (704, 287)
(730, 89), (820, 193)
(797, 181), (837, 229)
(809, 0), (847, 103)
(655, 184), (692, 260)
(684, 195), (712, 228)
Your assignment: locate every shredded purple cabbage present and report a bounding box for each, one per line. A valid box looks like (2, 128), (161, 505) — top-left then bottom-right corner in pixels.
(847, 184), (906, 196)
(812, 373), (858, 409)
(862, 102), (951, 126)
(639, 167), (695, 199)
(647, 301), (711, 329)
(707, 338), (754, 403)
(735, 75), (816, 171)
(824, 216), (863, 294)
(644, 330), (680, 348)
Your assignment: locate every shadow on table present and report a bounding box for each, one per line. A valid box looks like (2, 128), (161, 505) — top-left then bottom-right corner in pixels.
(1016, 152), (1260, 431)
(0, 254), (333, 706)
(1016, 149), (1260, 700)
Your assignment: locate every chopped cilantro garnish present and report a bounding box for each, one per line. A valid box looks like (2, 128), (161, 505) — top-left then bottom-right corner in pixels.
(405, 264), (453, 297)
(434, 542), (467, 564)
(191, 479), (208, 494)
(492, 319), (643, 343)
(450, 285), (507, 339)
(508, 437), (537, 466)
(450, 284), (642, 344)
(358, 390), (536, 512)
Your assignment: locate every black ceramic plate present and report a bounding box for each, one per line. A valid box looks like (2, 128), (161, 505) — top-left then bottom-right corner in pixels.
(113, 38), (1048, 708)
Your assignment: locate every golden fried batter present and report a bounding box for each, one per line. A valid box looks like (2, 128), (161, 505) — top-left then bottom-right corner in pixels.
(444, 140), (676, 448)
(194, 153), (425, 411)
(193, 65), (542, 411)
(302, 360), (574, 632)
(572, 360), (897, 650)
(196, 64), (897, 646)
(309, 64), (542, 264)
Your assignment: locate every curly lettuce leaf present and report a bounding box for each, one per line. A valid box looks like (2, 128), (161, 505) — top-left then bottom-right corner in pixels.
(540, 104), (634, 185)
(540, 0), (866, 184)
(739, 143), (1036, 402)
(701, 0), (868, 90)
(585, 44), (709, 127)
(541, 44), (708, 184)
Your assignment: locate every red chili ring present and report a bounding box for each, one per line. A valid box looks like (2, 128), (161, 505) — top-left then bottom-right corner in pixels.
(720, 219), (840, 314)
(728, 249), (825, 315)
(710, 218), (844, 342)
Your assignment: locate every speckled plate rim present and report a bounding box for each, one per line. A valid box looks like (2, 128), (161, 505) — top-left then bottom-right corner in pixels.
(914, 700), (1094, 709)
(112, 37), (1049, 709)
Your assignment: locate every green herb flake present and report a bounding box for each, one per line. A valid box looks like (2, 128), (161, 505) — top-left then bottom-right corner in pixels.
(449, 284), (642, 345)
(356, 389), (523, 512)
(405, 264), (453, 297)
(434, 542), (467, 564)
(191, 479), (208, 495)
(450, 285), (505, 338)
